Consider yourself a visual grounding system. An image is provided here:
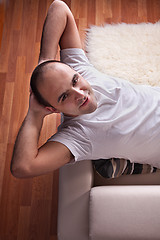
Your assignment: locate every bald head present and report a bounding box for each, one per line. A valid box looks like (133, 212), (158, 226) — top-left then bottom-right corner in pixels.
(30, 60), (67, 107)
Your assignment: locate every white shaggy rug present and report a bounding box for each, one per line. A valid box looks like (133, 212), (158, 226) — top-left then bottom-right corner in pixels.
(85, 22), (160, 86)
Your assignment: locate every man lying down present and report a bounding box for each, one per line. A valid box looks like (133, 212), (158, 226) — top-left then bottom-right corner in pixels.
(11, 0), (160, 178)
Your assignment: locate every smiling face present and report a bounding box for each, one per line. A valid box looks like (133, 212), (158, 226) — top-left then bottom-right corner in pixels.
(37, 62), (97, 117)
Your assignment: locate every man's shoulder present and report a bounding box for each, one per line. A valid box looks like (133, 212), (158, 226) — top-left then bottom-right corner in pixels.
(60, 48), (93, 71)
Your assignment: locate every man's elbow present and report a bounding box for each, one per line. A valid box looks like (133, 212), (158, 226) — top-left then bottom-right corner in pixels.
(10, 162), (32, 179)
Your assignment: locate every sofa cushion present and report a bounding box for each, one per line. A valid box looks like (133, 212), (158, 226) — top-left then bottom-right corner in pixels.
(89, 186), (160, 240)
(92, 158), (159, 179)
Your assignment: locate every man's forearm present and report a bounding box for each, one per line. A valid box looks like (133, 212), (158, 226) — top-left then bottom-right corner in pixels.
(39, 0), (68, 63)
(11, 111), (44, 178)
(38, 0), (82, 64)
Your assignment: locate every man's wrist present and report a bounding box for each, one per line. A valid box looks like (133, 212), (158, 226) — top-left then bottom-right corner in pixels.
(26, 109), (45, 125)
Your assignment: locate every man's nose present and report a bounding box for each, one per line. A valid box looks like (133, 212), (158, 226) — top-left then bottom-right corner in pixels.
(72, 87), (85, 101)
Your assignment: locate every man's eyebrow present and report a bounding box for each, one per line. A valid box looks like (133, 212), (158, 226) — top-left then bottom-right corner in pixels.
(72, 73), (78, 81)
(57, 73), (78, 103)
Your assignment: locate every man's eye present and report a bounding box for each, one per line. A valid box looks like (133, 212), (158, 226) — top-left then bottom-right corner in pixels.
(62, 94), (68, 102)
(73, 76), (78, 86)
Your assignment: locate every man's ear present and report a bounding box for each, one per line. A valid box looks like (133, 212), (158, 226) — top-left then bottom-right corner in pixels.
(45, 106), (60, 113)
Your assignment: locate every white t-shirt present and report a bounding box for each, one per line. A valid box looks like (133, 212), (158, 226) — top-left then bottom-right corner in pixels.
(48, 48), (160, 168)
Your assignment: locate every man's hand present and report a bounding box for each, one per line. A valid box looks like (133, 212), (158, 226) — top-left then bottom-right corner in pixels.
(29, 91), (53, 118)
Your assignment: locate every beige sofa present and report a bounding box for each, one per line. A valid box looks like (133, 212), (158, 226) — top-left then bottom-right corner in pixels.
(57, 160), (160, 240)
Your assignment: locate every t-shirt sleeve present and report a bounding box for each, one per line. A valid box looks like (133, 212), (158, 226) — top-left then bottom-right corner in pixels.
(48, 123), (92, 163)
(60, 48), (93, 76)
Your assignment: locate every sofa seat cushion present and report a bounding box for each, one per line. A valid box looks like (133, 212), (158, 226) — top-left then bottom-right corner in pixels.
(89, 186), (160, 240)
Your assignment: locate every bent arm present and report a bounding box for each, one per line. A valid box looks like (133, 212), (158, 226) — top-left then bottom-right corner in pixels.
(11, 94), (72, 178)
(39, 0), (82, 63)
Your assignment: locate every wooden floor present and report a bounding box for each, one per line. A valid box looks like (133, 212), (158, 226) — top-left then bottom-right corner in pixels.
(0, 0), (160, 239)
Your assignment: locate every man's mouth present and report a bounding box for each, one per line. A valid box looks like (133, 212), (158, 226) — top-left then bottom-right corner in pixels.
(80, 96), (89, 108)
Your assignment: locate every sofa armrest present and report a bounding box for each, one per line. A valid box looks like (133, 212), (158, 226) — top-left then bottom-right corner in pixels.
(58, 160), (94, 240)
(89, 185), (160, 240)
